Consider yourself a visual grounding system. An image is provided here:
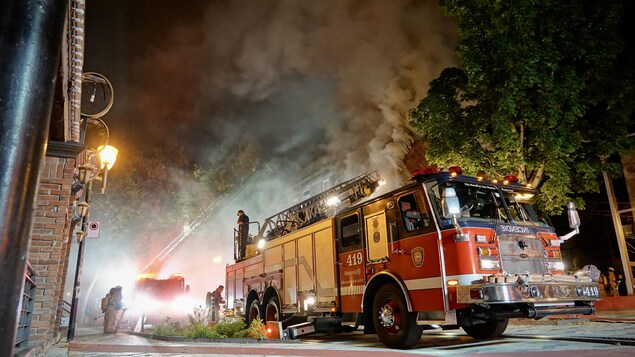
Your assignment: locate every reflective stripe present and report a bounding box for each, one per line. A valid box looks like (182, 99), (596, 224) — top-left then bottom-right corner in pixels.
(404, 277), (443, 290)
(341, 285), (364, 296)
(404, 274), (484, 290)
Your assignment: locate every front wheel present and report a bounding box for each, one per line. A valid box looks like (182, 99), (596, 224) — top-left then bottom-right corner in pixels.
(372, 284), (423, 349)
(462, 319), (508, 339)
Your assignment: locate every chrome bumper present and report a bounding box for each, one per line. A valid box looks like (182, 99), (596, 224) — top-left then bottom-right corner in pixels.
(457, 282), (601, 304)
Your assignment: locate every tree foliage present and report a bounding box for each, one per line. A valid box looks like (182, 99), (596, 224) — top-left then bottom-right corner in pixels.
(410, 0), (635, 213)
(90, 138), (260, 258)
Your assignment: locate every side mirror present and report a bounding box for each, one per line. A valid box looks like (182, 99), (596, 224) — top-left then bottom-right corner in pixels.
(567, 202), (581, 229)
(559, 202), (581, 243)
(442, 187), (465, 237)
(442, 187), (461, 218)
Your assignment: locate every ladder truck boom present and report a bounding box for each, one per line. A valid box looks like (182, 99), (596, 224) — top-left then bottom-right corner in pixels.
(259, 170), (382, 240)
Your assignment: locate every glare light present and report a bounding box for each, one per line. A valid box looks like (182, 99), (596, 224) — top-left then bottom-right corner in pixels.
(447, 279), (459, 287)
(326, 196), (340, 206)
(97, 145), (118, 170)
(378, 179), (386, 186)
(515, 192), (535, 201)
(257, 238), (266, 249)
(306, 296), (316, 305)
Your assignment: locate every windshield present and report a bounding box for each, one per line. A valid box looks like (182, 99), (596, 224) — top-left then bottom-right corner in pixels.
(428, 181), (549, 227)
(429, 181), (507, 223)
(500, 188), (550, 226)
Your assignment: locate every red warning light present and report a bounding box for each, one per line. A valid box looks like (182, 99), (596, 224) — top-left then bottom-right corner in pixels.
(448, 166), (463, 176)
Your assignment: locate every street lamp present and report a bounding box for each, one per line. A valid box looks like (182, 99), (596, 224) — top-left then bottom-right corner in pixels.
(67, 135), (118, 341)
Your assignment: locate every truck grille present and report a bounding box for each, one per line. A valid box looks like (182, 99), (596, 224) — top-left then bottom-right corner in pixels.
(497, 232), (547, 275)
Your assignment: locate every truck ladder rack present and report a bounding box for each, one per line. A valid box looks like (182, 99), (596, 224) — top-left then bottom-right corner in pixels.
(259, 170), (381, 240)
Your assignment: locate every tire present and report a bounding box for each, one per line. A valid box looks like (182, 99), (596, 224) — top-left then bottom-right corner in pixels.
(264, 296), (280, 322)
(462, 319), (508, 339)
(247, 299), (261, 325)
(372, 284), (423, 349)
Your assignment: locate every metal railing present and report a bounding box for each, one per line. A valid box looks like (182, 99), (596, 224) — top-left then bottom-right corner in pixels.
(15, 262), (36, 348)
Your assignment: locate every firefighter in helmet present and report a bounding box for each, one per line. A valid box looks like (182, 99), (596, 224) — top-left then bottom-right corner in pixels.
(210, 285), (225, 322)
(103, 286), (123, 333)
(236, 210), (250, 259)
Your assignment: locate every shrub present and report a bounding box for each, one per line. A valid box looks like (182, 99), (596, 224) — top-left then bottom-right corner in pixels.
(154, 317), (186, 337)
(212, 317), (246, 338)
(235, 319), (267, 339)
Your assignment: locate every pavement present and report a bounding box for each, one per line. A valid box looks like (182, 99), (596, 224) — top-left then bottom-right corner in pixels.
(30, 308), (635, 357)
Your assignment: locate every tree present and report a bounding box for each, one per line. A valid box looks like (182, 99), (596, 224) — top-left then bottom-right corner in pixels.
(410, 0), (635, 213)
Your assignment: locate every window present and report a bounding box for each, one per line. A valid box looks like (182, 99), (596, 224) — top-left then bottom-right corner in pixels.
(302, 187), (311, 200)
(398, 192), (430, 232)
(340, 214), (361, 249)
(322, 177), (331, 191)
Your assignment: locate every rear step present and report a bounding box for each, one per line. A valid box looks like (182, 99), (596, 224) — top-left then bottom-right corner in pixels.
(287, 321), (315, 339)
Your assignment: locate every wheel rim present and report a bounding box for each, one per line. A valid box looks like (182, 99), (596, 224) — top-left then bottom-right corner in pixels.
(266, 301), (279, 322)
(249, 302), (260, 322)
(378, 297), (401, 335)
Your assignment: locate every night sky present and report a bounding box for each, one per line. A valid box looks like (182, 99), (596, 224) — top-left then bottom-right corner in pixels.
(84, 0), (458, 184)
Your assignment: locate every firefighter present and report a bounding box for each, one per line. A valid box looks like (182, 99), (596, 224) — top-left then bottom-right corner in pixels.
(210, 285), (225, 322)
(236, 210), (250, 259)
(607, 267), (620, 297)
(103, 286), (123, 333)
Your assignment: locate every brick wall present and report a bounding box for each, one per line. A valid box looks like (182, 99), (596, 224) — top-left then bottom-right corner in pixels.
(27, 156), (76, 349)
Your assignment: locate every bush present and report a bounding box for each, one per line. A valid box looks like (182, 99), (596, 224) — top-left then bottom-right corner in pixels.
(154, 317), (186, 337)
(237, 319), (267, 339)
(153, 307), (268, 340)
(212, 317), (246, 338)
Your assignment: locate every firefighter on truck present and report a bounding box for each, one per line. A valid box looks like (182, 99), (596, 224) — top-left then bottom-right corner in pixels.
(225, 167), (601, 349)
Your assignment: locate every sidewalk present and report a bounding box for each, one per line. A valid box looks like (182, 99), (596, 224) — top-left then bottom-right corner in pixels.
(40, 296), (635, 357)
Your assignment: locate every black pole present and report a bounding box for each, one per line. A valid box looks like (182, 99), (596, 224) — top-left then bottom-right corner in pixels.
(67, 181), (92, 341)
(0, 0), (68, 353)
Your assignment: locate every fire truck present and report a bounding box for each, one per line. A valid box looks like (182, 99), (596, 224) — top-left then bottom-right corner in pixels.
(225, 168), (601, 349)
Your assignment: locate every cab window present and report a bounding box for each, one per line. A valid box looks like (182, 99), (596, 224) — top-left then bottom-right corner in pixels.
(340, 213), (361, 251)
(398, 192), (431, 233)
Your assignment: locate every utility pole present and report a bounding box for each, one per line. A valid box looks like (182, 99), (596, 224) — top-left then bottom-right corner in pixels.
(0, 0), (68, 353)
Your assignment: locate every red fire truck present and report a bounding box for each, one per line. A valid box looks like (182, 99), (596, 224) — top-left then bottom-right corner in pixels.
(225, 168), (601, 349)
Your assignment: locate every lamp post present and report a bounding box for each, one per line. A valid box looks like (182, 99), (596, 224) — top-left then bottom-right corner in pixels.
(67, 145), (118, 341)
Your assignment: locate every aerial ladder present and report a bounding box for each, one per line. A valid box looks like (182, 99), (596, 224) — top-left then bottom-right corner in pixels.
(139, 195), (227, 275)
(257, 170), (382, 240)
(140, 168), (260, 275)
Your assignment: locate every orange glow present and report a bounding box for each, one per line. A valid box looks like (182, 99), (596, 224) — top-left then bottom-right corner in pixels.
(137, 272), (157, 280)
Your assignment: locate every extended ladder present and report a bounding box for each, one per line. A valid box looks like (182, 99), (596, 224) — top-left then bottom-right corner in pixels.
(259, 170), (381, 240)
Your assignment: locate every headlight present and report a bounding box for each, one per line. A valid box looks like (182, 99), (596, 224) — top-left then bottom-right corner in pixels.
(479, 257), (500, 270)
(548, 261), (565, 271)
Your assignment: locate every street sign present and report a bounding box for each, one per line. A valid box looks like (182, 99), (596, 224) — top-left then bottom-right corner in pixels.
(87, 221), (100, 238)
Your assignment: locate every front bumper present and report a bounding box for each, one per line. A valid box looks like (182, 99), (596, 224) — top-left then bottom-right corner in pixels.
(457, 281), (601, 304)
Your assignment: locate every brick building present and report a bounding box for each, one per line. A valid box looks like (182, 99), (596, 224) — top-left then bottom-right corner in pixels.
(13, 0), (89, 353)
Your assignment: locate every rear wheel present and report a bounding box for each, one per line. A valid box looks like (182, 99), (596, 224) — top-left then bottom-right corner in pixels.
(247, 299), (261, 325)
(372, 284), (423, 349)
(462, 319), (508, 339)
(265, 296), (280, 322)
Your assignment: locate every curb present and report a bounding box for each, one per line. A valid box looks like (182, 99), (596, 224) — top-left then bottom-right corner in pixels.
(124, 330), (300, 344)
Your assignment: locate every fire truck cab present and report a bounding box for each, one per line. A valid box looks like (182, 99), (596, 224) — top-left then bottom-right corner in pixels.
(225, 168), (601, 349)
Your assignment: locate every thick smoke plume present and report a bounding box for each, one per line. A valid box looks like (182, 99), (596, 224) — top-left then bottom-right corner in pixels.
(129, 0), (458, 186)
(77, 0), (458, 309)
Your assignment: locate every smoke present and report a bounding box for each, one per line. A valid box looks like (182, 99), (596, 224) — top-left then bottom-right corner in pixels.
(78, 0), (458, 309)
(127, 0), (458, 187)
